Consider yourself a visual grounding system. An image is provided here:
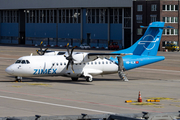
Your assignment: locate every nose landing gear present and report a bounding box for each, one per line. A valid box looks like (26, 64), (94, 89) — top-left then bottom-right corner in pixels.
(15, 76), (22, 82)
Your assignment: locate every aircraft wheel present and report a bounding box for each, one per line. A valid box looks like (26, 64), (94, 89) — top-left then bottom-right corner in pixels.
(71, 77), (78, 81)
(15, 76), (22, 82)
(86, 77), (93, 82)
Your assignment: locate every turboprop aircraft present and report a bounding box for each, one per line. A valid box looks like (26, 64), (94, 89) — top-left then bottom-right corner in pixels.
(6, 22), (165, 82)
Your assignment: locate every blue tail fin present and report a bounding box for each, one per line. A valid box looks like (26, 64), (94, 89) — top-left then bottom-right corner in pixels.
(113, 22), (165, 56)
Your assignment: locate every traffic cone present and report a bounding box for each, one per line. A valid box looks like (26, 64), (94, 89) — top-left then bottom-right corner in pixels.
(138, 91), (142, 102)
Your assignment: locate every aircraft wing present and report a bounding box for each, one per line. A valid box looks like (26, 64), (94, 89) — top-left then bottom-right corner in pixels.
(88, 53), (132, 60)
(73, 52), (132, 63)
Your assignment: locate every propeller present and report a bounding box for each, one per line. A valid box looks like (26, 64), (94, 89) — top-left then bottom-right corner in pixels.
(64, 43), (76, 73)
(117, 55), (128, 81)
(36, 41), (48, 55)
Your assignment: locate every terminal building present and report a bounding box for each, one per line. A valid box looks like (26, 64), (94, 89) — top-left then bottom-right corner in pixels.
(0, 0), (179, 51)
(0, 0), (132, 49)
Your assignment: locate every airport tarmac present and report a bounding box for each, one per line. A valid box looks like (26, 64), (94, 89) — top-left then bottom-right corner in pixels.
(0, 44), (180, 117)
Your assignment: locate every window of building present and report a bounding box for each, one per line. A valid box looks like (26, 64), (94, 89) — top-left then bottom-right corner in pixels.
(167, 5), (170, 10)
(87, 8), (108, 23)
(136, 15), (142, 23)
(151, 4), (157, 11)
(175, 5), (178, 10)
(163, 5), (178, 11)
(163, 29), (178, 35)
(163, 5), (166, 10)
(162, 17), (178, 23)
(124, 8), (131, 27)
(167, 17), (170, 22)
(175, 29), (178, 35)
(137, 5), (143, 11)
(1, 10), (19, 23)
(171, 17), (174, 23)
(137, 28), (142, 35)
(175, 17), (178, 22)
(150, 15), (157, 22)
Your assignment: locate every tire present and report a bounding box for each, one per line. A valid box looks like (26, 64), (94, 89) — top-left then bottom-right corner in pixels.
(71, 77), (78, 81)
(86, 77), (93, 82)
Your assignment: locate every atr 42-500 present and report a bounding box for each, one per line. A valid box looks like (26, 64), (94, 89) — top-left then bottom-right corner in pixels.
(6, 22), (166, 82)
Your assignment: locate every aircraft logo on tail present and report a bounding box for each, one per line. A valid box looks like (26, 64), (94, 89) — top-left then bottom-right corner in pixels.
(138, 34), (159, 50)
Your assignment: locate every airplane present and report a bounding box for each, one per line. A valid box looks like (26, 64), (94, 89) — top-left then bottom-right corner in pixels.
(5, 21), (165, 82)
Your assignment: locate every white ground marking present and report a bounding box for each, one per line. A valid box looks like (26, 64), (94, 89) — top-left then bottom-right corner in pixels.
(0, 95), (115, 114)
(137, 68), (180, 73)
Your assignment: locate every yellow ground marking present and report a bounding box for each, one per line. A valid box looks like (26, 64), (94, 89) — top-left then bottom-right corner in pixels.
(170, 104), (180, 107)
(173, 100), (180, 102)
(11, 86), (21, 88)
(153, 106), (164, 108)
(131, 102), (160, 106)
(146, 97), (174, 100)
(26, 83), (51, 87)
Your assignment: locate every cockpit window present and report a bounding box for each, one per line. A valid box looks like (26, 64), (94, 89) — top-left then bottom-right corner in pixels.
(15, 60), (30, 64)
(26, 60), (30, 64)
(15, 60), (21, 64)
(21, 60), (26, 64)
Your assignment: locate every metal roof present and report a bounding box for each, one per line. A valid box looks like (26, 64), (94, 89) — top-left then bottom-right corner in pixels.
(0, 0), (132, 10)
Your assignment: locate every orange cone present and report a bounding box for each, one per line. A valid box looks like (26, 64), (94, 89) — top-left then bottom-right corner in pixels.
(138, 91), (142, 102)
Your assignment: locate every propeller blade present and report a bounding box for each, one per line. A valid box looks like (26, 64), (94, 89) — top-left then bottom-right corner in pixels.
(42, 48), (48, 55)
(36, 50), (41, 55)
(70, 46), (76, 56)
(40, 41), (43, 53)
(65, 43), (76, 73)
(66, 60), (71, 70)
(67, 43), (70, 55)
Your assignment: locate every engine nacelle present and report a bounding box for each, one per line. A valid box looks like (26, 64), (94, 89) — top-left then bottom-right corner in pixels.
(72, 52), (95, 63)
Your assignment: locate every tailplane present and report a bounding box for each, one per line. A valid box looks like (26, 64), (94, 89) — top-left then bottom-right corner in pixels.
(113, 22), (165, 56)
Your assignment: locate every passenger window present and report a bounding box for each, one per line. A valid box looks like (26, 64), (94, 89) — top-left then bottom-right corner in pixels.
(102, 61), (104, 64)
(83, 63), (86, 65)
(64, 63), (66, 65)
(91, 62), (93, 65)
(60, 63), (62, 65)
(99, 62), (101, 64)
(56, 63), (58, 66)
(21, 60), (26, 64)
(110, 62), (111, 64)
(79, 63), (81, 65)
(26, 60), (30, 64)
(106, 61), (108, 64)
(87, 63), (89, 65)
(95, 62), (97, 64)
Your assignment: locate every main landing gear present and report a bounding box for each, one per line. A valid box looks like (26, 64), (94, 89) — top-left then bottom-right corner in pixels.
(15, 76), (22, 82)
(86, 76), (93, 82)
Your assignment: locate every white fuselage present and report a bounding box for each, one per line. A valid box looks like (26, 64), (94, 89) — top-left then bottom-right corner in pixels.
(6, 55), (118, 78)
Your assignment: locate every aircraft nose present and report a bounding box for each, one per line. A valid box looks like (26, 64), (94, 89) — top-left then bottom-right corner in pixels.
(5, 66), (14, 75)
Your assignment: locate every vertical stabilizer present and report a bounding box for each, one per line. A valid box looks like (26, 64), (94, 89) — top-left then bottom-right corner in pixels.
(113, 22), (165, 56)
